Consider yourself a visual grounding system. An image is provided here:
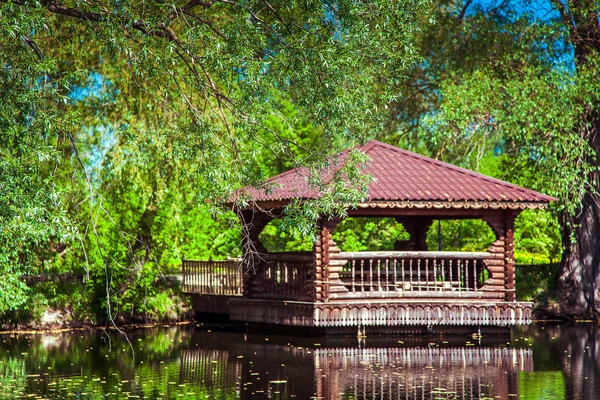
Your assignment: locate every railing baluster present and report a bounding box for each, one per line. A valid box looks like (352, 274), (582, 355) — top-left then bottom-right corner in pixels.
(351, 260), (356, 292)
(448, 259), (453, 291)
(425, 259), (429, 291)
(377, 259), (382, 291)
(473, 260), (478, 292)
(417, 259), (421, 291)
(465, 259), (470, 291)
(369, 259), (374, 292)
(409, 259), (413, 290)
(361, 259), (365, 292)
(441, 259), (445, 289)
(460, 260), (465, 292)
(385, 259), (389, 291)
(199, 261), (203, 293)
(401, 259), (406, 290)
(393, 259), (398, 291)
(433, 260), (438, 292)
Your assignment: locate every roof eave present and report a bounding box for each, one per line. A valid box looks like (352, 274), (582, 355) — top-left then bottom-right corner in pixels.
(230, 199), (553, 212)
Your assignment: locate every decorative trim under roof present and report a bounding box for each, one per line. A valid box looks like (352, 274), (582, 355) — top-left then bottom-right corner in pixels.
(356, 201), (549, 210)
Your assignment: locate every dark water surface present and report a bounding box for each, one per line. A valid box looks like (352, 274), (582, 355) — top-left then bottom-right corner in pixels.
(0, 323), (598, 399)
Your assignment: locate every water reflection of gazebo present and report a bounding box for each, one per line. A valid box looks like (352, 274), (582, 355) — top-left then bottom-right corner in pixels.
(178, 332), (534, 399)
(182, 140), (555, 330)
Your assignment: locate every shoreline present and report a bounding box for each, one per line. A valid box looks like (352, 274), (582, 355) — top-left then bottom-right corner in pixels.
(3, 316), (597, 336)
(0, 319), (195, 335)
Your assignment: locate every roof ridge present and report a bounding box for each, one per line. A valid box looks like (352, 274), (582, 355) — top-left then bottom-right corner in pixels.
(362, 140), (556, 202)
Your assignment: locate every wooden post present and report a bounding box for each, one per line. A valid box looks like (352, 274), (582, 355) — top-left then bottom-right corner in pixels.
(483, 210), (520, 302)
(181, 255), (186, 292)
(504, 211), (518, 302)
(316, 218), (343, 302)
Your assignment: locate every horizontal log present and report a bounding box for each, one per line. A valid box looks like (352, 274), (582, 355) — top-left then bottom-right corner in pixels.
(484, 259), (505, 266)
(487, 245), (505, 253)
(478, 291), (505, 299)
(483, 278), (505, 286)
(490, 273), (506, 281)
(328, 286), (349, 293)
(332, 251), (492, 260)
(487, 266), (506, 273)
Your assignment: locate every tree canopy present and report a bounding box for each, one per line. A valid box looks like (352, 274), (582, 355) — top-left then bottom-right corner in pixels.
(0, 0), (430, 319)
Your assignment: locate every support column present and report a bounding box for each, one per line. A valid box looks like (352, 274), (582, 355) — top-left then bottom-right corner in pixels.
(483, 211), (519, 302)
(504, 212), (518, 302)
(316, 218), (343, 302)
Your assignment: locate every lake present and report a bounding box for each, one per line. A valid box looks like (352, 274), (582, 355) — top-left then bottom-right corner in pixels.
(0, 323), (597, 399)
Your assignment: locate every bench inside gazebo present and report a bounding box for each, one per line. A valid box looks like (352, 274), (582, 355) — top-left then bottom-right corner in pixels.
(182, 140), (555, 330)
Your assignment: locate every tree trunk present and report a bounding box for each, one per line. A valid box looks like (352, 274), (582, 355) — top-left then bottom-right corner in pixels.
(556, 5), (600, 318)
(557, 112), (600, 317)
(558, 192), (600, 317)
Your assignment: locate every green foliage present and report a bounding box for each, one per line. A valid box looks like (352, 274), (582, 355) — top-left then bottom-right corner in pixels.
(516, 263), (561, 303)
(426, 219), (495, 252)
(260, 220), (313, 252)
(334, 218), (409, 252)
(515, 210), (562, 265)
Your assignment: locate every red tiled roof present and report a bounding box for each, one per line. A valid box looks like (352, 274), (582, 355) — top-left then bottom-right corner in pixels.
(240, 140), (556, 206)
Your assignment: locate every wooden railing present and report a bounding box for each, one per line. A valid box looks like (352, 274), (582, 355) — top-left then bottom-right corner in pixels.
(181, 258), (242, 296)
(249, 252), (313, 301)
(333, 251), (492, 298)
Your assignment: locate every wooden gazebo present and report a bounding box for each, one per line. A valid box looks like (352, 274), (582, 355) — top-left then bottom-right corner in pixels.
(183, 140), (555, 329)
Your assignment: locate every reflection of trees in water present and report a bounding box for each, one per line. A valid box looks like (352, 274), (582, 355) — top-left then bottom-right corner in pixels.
(0, 326), (194, 398)
(519, 324), (600, 400)
(0, 357), (26, 400)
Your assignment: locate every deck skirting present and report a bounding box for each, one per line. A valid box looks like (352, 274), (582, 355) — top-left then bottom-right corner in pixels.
(228, 299), (533, 327)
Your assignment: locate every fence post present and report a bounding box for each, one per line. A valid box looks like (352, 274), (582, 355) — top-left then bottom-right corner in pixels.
(181, 255), (186, 292)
